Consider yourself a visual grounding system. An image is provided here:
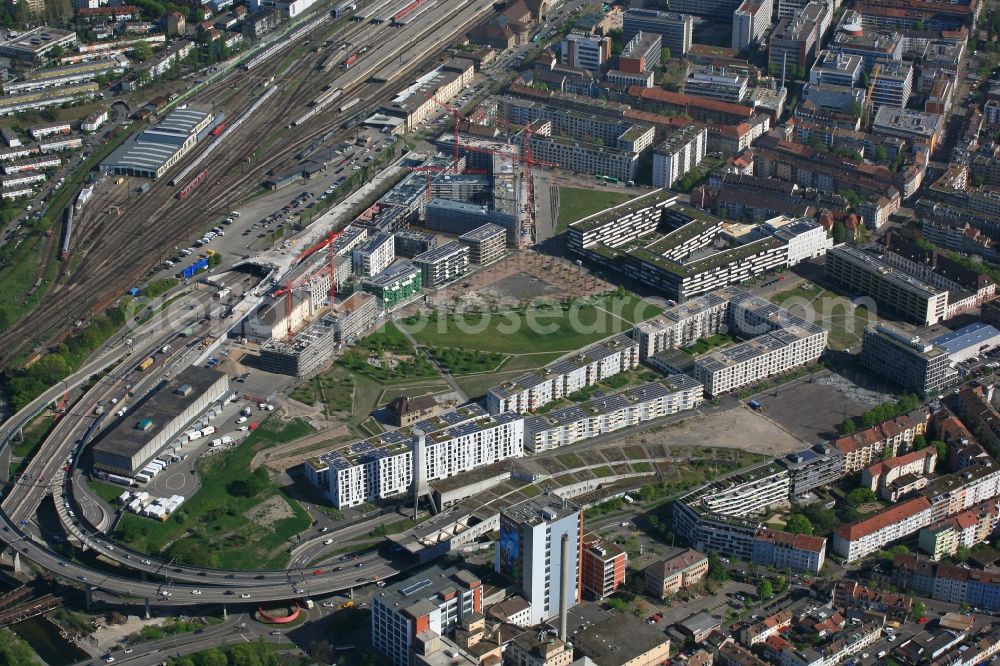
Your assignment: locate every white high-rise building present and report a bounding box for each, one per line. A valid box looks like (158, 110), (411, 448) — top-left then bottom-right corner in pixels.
(497, 496), (583, 625)
(560, 31), (611, 73)
(732, 0), (773, 50)
(652, 125), (707, 189)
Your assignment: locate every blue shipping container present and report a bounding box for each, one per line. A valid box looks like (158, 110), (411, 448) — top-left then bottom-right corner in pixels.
(182, 258), (209, 279)
(128, 287), (141, 296)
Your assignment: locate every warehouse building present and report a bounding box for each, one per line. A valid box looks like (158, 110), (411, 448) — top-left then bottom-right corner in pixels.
(931, 322), (1000, 364)
(413, 241), (470, 288)
(92, 367), (229, 475)
(458, 223), (506, 266)
(101, 107), (212, 179)
(362, 261), (422, 309)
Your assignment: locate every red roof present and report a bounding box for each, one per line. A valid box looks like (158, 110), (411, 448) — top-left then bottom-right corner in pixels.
(754, 528), (826, 554)
(629, 86), (754, 119)
(835, 496), (931, 541)
(865, 448), (934, 478)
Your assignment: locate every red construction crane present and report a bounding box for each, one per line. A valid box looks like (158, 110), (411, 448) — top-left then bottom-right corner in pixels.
(408, 165), (448, 202)
(272, 229), (343, 339)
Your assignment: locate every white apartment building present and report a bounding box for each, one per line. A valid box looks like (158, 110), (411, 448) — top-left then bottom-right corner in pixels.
(487, 334), (640, 414)
(831, 496), (932, 562)
(760, 216), (832, 266)
(732, 0), (773, 50)
(523, 376), (703, 452)
(633, 293), (731, 358)
(652, 125), (707, 189)
(304, 407), (525, 507)
(352, 232), (395, 278)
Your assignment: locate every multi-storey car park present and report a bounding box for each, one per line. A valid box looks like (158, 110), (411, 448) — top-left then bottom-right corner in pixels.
(486, 334), (641, 414)
(304, 405), (524, 508)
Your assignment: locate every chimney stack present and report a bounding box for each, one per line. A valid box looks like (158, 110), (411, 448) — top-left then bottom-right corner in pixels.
(559, 533), (570, 642)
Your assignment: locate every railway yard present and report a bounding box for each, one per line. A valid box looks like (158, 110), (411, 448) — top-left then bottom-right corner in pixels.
(0, 0), (498, 370)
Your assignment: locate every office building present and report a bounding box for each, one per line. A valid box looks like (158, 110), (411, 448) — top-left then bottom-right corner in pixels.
(652, 125), (707, 188)
(809, 50), (863, 87)
(732, 0), (773, 50)
(872, 107), (945, 149)
(487, 334), (640, 414)
(684, 69), (750, 103)
(522, 376), (703, 452)
(458, 224), (506, 266)
(619, 31), (662, 72)
(305, 406), (524, 508)
(560, 31), (610, 74)
(352, 232), (395, 278)
(831, 496), (932, 562)
(362, 261), (422, 309)
(0, 26), (77, 62)
(824, 244), (949, 326)
(92, 367), (229, 475)
(581, 534), (627, 600)
(497, 496), (583, 625)
(413, 242), (469, 289)
(622, 9), (693, 55)
(643, 549), (708, 598)
(827, 22), (903, 71)
(760, 216), (832, 266)
(370, 565), (484, 666)
(777, 0), (811, 20)
(860, 323), (956, 395)
(769, 2), (828, 71)
(870, 61), (913, 111)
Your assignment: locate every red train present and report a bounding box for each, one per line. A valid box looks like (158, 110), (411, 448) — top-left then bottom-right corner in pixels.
(210, 122), (226, 136)
(177, 169), (208, 200)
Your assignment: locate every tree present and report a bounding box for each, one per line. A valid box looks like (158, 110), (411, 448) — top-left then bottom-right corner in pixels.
(912, 434), (927, 450)
(911, 600), (926, 621)
(0, 628), (43, 666)
(757, 579), (773, 601)
(707, 552), (729, 581)
(661, 46), (671, 63)
(846, 488), (876, 505)
(133, 41), (154, 61)
(785, 514), (814, 535)
(931, 439), (948, 461)
(838, 417), (856, 434)
(872, 145), (888, 162)
(842, 189), (861, 209)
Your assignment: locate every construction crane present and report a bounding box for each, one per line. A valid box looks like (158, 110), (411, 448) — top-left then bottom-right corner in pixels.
(272, 229), (343, 339)
(492, 119), (560, 247)
(408, 165), (449, 202)
(863, 63), (881, 129)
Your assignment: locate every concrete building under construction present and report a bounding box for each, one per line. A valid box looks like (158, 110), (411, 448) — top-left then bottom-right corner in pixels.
(258, 292), (379, 377)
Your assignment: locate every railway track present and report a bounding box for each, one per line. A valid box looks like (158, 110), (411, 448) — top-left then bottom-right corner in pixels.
(0, 1), (495, 368)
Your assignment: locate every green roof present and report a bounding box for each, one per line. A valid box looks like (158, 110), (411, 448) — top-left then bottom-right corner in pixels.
(570, 189), (677, 232)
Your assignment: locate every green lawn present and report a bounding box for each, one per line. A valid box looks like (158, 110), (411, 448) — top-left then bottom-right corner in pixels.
(682, 332), (737, 355)
(338, 322), (439, 383)
(10, 414), (54, 459)
(592, 466), (613, 478)
(770, 285), (869, 351)
(425, 348), (508, 375)
(556, 187), (636, 234)
(557, 452), (584, 469)
(113, 418), (312, 569)
(401, 303), (632, 354)
(88, 479), (131, 504)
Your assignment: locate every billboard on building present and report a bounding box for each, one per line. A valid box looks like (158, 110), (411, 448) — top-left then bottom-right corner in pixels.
(498, 513), (521, 581)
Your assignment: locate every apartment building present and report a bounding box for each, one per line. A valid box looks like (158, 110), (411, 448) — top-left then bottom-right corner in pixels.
(825, 244), (949, 326)
(860, 323), (956, 396)
(732, 0), (772, 50)
(487, 334), (640, 414)
(809, 50), (863, 87)
(522, 127), (644, 182)
(872, 107), (945, 150)
(371, 565), (484, 666)
(304, 406), (524, 507)
(632, 290), (731, 358)
(827, 23), (903, 71)
(684, 69), (750, 103)
(643, 548), (708, 599)
(893, 553), (1000, 611)
(833, 407), (931, 474)
(498, 497), (583, 624)
(560, 31), (610, 74)
(833, 580), (913, 617)
(740, 609), (793, 647)
(581, 534), (627, 600)
(522, 376), (703, 452)
(673, 463), (791, 561)
(361, 261), (422, 309)
(762, 217), (833, 266)
(351, 232), (395, 278)
(622, 9), (693, 55)
(413, 241), (469, 289)
(751, 528), (827, 574)
(457, 224), (505, 266)
(863, 448), (937, 500)
(629, 86), (756, 126)
(831, 495), (933, 562)
(499, 98), (655, 154)
(778, 443), (846, 496)
(652, 125), (707, 188)
(921, 457), (1000, 523)
(918, 503), (1000, 561)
